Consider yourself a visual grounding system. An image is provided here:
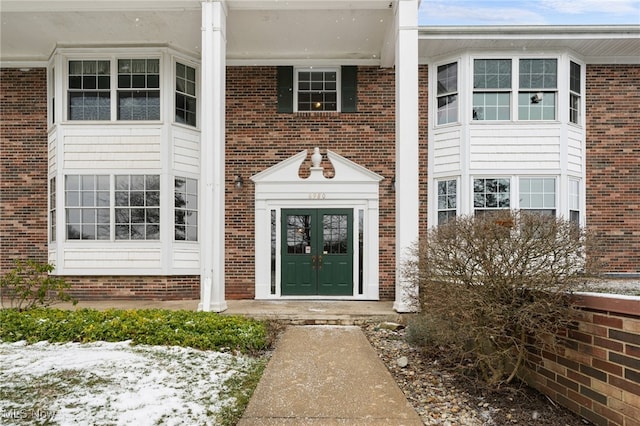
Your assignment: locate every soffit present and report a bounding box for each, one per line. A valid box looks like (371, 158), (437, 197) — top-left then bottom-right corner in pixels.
(0, 0), (394, 64)
(419, 26), (640, 64)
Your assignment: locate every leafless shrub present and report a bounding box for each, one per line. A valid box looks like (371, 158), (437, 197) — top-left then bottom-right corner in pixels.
(403, 210), (601, 387)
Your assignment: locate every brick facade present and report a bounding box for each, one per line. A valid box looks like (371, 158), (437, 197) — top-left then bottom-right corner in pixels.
(586, 65), (640, 273)
(225, 66), (399, 300)
(524, 295), (640, 426)
(63, 276), (199, 300)
(0, 68), (49, 271)
(1, 63), (639, 300)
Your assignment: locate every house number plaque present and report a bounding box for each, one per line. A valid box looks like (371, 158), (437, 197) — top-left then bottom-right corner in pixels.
(308, 193), (326, 199)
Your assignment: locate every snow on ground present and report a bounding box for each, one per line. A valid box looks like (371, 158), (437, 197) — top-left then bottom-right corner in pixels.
(0, 340), (258, 425)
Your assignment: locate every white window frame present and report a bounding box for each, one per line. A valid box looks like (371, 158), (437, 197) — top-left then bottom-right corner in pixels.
(294, 67), (341, 113)
(436, 178), (458, 224)
(436, 61), (459, 125)
(64, 54), (163, 123)
(569, 61), (582, 125)
(174, 176), (199, 242)
(519, 177), (557, 215)
(174, 60), (198, 128)
(473, 177), (512, 215)
(517, 58), (558, 121)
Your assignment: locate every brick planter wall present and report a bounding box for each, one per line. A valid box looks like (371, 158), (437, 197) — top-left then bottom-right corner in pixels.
(586, 65), (640, 273)
(524, 294), (640, 426)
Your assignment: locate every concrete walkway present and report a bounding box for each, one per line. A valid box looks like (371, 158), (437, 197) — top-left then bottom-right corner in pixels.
(238, 325), (423, 426)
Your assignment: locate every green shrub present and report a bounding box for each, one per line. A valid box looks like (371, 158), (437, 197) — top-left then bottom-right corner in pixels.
(0, 260), (77, 310)
(0, 308), (268, 354)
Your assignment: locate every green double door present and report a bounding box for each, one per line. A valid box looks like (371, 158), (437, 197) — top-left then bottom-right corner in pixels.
(281, 209), (353, 296)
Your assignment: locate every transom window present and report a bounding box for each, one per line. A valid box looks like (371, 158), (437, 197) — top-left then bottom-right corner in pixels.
(437, 62), (458, 125)
(175, 63), (197, 127)
(174, 177), (198, 241)
(437, 179), (457, 224)
(519, 177), (556, 215)
(115, 175), (160, 240)
(474, 178), (511, 214)
(296, 69), (338, 112)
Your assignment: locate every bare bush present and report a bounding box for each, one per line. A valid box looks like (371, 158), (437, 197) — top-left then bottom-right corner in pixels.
(0, 260), (77, 311)
(404, 210), (600, 387)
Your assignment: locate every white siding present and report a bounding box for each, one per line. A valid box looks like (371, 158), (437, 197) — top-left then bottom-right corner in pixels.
(469, 125), (561, 171)
(63, 127), (162, 170)
(173, 128), (200, 175)
(568, 126), (584, 174)
(48, 132), (57, 175)
(433, 127), (462, 174)
(63, 247), (162, 270)
(173, 248), (200, 270)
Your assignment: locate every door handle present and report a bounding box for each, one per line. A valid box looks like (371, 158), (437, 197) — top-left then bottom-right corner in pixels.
(317, 255), (322, 270)
(311, 255), (317, 270)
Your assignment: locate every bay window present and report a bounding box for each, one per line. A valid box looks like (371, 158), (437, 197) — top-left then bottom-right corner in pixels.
(65, 175), (110, 240)
(474, 178), (511, 215)
(68, 60), (111, 120)
(519, 177), (556, 215)
(117, 59), (160, 121)
(518, 59), (557, 120)
(174, 177), (198, 241)
(437, 62), (458, 125)
(437, 179), (457, 224)
(175, 63), (197, 127)
(115, 175), (160, 240)
(473, 59), (511, 121)
(569, 61), (581, 124)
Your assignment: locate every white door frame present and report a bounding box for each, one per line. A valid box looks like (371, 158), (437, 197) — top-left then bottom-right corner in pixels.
(251, 148), (384, 300)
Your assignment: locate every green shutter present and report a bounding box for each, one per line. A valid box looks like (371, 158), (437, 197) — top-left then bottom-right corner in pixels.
(277, 66), (294, 113)
(341, 66), (357, 113)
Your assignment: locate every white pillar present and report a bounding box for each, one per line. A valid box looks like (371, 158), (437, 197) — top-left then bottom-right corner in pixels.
(393, 0), (420, 312)
(200, 0), (227, 312)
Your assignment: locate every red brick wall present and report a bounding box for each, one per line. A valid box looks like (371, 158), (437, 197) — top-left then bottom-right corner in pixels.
(586, 65), (640, 273)
(225, 66), (398, 299)
(63, 276), (199, 300)
(524, 295), (640, 426)
(0, 68), (49, 272)
(419, 65), (429, 238)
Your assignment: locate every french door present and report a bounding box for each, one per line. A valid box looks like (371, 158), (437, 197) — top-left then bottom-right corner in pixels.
(281, 209), (353, 295)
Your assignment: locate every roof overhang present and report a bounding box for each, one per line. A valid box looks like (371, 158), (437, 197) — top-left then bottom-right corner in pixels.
(419, 25), (640, 64)
(0, 0), (396, 66)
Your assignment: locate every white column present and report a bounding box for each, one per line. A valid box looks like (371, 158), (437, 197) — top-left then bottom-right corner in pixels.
(200, 0), (227, 312)
(393, 0), (419, 312)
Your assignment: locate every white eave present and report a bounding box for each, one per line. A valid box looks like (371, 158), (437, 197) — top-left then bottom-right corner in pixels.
(419, 25), (640, 64)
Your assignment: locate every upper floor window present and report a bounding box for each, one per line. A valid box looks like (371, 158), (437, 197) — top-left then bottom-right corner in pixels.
(472, 58), (558, 121)
(68, 60), (111, 120)
(117, 59), (160, 121)
(437, 62), (458, 125)
(473, 59), (512, 121)
(569, 61), (581, 124)
(518, 59), (557, 120)
(67, 57), (161, 122)
(175, 63), (197, 127)
(296, 68), (338, 112)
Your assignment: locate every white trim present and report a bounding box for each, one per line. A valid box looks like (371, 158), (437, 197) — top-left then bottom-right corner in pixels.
(251, 149), (383, 301)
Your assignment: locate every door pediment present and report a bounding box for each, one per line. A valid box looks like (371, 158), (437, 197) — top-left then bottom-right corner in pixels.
(251, 148), (384, 186)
